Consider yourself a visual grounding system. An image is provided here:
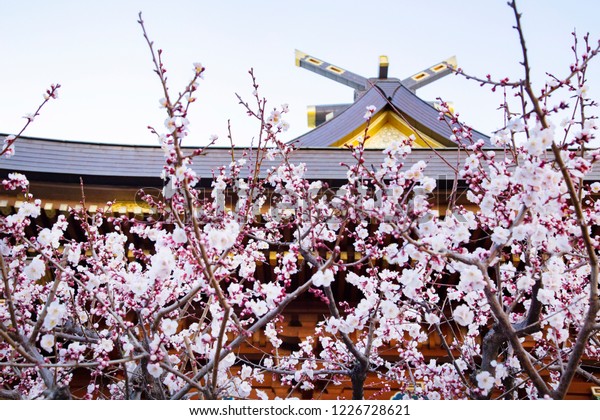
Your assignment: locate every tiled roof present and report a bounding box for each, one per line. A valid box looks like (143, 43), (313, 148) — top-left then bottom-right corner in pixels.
(292, 80), (491, 148)
(2, 134), (600, 186)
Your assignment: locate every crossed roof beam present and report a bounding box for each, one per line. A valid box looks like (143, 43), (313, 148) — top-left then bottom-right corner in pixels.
(295, 50), (457, 128)
(295, 49), (457, 94)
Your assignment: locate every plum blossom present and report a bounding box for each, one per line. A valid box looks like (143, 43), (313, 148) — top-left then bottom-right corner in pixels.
(506, 117), (525, 132)
(2, 172), (29, 190)
(255, 389), (269, 400)
(311, 269), (334, 287)
(172, 226), (187, 244)
(458, 266), (485, 292)
(249, 299), (268, 317)
(491, 226), (511, 245)
(23, 256), (46, 281)
(40, 334), (55, 352)
(229, 378), (252, 398)
(206, 221), (239, 252)
(149, 247), (175, 279)
(340, 314), (362, 333)
(421, 177), (436, 193)
(66, 243), (82, 265)
(43, 301), (67, 330)
(193, 62), (204, 74)
(516, 275), (535, 291)
(364, 105), (376, 119)
(261, 282), (282, 307)
(17, 201), (40, 218)
(380, 300), (400, 319)
(491, 129), (510, 146)
(452, 304), (474, 327)
(37, 228), (61, 248)
(148, 363), (163, 378)
(164, 116), (189, 133)
(161, 318), (179, 336)
(267, 110), (282, 126)
(266, 108), (289, 132)
(1, 20), (598, 401)
(128, 274), (150, 296)
(2, 135), (16, 158)
(424, 312), (440, 325)
(476, 371), (494, 393)
(97, 338), (114, 353)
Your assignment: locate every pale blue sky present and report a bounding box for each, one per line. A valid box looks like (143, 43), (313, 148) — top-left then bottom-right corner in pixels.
(1, 1), (599, 146)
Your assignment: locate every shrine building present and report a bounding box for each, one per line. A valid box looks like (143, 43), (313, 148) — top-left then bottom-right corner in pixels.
(1, 52), (599, 400)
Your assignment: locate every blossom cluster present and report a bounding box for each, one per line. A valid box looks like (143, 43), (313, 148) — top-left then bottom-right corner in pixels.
(1, 12), (599, 401)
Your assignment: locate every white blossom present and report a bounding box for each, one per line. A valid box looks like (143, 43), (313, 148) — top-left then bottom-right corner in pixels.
(43, 301), (67, 330)
(148, 363), (163, 378)
(172, 227), (187, 244)
(162, 319), (179, 336)
(380, 300), (400, 319)
(40, 334), (55, 352)
(476, 371), (495, 393)
(364, 105), (376, 119)
(491, 226), (511, 245)
(424, 312), (440, 325)
(149, 247), (175, 279)
(23, 256), (45, 281)
(452, 304), (474, 327)
(311, 269), (334, 287)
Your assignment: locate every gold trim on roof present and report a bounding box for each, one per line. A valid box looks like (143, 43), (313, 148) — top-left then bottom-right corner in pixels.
(326, 65), (345, 75)
(334, 110), (446, 149)
(307, 106), (316, 129)
(444, 55), (457, 69)
(412, 72), (428, 82)
(294, 49), (308, 67)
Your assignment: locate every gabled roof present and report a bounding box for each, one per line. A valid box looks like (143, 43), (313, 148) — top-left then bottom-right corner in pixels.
(291, 80), (492, 148)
